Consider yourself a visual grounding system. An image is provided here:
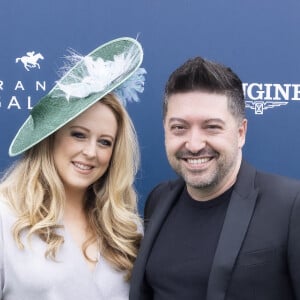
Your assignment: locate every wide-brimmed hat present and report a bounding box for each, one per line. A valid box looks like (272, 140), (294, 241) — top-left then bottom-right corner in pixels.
(9, 37), (145, 157)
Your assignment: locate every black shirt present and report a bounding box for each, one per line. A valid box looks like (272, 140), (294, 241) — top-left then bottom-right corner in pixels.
(145, 186), (232, 300)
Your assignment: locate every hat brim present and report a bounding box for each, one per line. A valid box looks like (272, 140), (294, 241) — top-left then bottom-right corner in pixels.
(9, 37), (143, 157)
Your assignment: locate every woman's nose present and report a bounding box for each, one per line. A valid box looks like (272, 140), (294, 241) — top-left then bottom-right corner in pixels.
(82, 141), (97, 158)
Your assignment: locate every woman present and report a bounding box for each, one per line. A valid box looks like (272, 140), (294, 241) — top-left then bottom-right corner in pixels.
(0, 37), (145, 299)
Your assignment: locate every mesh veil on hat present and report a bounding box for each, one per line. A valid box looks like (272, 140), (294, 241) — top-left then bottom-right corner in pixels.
(9, 37), (145, 157)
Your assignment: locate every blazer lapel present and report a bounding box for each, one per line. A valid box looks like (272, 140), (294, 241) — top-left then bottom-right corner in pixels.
(206, 161), (258, 300)
(130, 179), (184, 299)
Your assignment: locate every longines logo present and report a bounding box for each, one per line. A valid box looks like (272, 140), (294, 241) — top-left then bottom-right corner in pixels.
(243, 83), (300, 115)
(0, 50), (47, 110)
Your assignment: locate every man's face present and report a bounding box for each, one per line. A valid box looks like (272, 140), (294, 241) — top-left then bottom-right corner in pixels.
(164, 91), (247, 200)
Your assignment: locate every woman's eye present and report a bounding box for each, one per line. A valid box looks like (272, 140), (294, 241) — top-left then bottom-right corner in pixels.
(71, 131), (85, 139)
(98, 139), (112, 147)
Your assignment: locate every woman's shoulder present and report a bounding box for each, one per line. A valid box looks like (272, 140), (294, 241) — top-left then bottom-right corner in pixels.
(0, 195), (11, 209)
(0, 196), (16, 223)
(135, 217), (144, 235)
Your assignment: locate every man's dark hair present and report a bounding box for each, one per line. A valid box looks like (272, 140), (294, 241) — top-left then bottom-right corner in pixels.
(163, 56), (245, 121)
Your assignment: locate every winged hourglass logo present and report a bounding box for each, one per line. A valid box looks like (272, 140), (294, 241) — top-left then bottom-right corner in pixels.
(245, 100), (288, 114)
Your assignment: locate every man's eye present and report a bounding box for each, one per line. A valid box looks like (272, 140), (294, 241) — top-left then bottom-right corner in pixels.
(171, 125), (185, 131)
(207, 125), (222, 130)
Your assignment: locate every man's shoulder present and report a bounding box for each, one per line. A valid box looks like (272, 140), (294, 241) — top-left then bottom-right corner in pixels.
(255, 169), (300, 198)
(143, 178), (184, 219)
(253, 165), (300, 189)
(240, 160), (300, 190)
(149, 177), (185, 196)
(240, 160), (300, 204)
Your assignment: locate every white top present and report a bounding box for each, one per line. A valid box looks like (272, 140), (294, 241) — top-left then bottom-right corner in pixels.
(0, 200), (129, 300)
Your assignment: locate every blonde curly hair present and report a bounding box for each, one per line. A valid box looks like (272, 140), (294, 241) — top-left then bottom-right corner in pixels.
(0, 93), (142, 280)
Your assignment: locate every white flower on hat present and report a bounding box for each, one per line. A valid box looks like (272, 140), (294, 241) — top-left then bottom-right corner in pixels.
(55, 45), (146, 104)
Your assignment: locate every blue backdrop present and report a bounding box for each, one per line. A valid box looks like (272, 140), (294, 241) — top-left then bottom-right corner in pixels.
(1, 0), (300, 212)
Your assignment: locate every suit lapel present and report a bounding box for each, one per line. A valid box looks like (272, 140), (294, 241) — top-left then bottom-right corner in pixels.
(130, 180), (184, 299)
(206, 161), (258, 300)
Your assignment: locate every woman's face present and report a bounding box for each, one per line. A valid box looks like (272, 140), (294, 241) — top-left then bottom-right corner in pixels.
(53, 101), (118, 196)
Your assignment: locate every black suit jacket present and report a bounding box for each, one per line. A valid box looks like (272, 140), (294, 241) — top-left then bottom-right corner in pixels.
(130, 161), (300, 299)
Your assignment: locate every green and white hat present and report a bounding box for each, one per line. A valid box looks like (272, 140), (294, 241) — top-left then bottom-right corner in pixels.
(9, 37), (146, 157)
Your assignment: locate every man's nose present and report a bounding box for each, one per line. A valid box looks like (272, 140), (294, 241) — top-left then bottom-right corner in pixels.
(185, 130), (206, 153)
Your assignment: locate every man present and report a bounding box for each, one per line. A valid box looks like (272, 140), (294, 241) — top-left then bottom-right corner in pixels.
(130, 57), (300, 299)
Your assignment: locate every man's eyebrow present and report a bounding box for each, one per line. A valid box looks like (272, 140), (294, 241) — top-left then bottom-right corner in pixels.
(168, 117), (225, 125)
(203, 118), (225, 125)
(168, 117), (187, 124)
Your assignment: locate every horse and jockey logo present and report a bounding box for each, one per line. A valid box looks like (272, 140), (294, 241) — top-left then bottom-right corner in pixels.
(16, 51), (44, 71)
